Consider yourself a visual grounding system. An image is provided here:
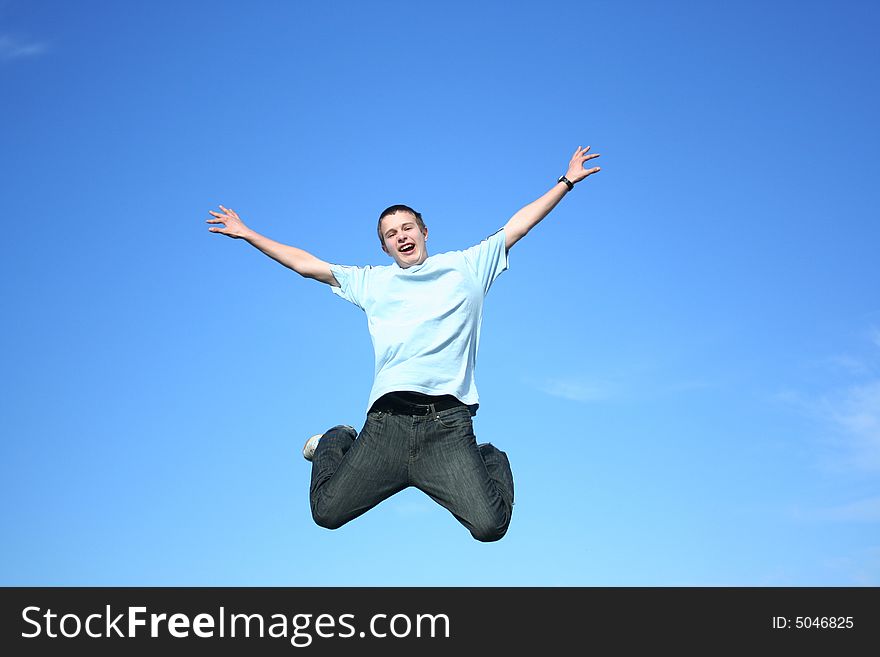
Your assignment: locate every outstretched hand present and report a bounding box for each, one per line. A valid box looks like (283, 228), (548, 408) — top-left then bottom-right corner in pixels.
(206, 205), (252, 239)
(565, 146), (601, 185)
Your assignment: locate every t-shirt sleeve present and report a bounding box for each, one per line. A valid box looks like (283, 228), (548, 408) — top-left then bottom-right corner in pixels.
(328, 264), (370, 310)
(462, 227), (509, 296)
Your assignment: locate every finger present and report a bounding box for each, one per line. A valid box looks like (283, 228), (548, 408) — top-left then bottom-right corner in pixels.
(585, 166), (601, 175)
(219, 205), (239, 219)
(581, 153), (601, 161)
(206, 218), (225, 223)
(209, 210), (223, 217)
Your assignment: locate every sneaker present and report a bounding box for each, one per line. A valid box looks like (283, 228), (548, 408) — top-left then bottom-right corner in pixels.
(302, 425), (357, 462)
(302, 434), (322, 462)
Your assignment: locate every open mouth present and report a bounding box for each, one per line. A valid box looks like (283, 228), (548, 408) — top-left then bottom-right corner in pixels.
(399, 243), (415, 254)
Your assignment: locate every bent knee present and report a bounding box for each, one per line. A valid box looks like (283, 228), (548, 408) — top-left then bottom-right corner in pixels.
(312, 509), (346, 530)
(470, 520), (509, 543)
(311, 500), (347, 530)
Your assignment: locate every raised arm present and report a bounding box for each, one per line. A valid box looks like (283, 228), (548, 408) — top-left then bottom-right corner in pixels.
(206, 205), (339, 287)
(503, 146), (601, 251)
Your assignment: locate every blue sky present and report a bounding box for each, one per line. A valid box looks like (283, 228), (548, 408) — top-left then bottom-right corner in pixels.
(2, 0), (878, 585)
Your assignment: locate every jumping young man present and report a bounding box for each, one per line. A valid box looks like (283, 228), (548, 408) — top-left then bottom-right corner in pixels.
(207, 145), (601, 541)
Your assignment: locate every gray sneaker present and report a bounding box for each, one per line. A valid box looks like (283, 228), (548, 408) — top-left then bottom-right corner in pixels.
(303, 425), (357, 462)
(302, 434), (323, 462)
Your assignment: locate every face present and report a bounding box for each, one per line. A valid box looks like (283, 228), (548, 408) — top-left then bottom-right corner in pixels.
(380, 211), (429, 268)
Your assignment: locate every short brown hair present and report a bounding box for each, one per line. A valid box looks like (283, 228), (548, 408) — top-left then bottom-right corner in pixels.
(377, 204), (426, 245)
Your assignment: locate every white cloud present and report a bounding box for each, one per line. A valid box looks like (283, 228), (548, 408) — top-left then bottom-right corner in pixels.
(871, 327), (880, 350)
(823, 354), (871, 376)
(532, 376), (616, 403)
(822, 546), (880, 585)
(779, 332), (880, 473)
(389, 497), (433, 518)
(821, 380), (880, 472)
(814, 496), (880, 523)
(0, 35), (48, 60)
(661, 379), (713, 394)
(528, 372), (711, 404)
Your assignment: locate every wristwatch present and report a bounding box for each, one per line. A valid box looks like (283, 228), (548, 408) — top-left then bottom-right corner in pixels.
(557, 175), (574, 190)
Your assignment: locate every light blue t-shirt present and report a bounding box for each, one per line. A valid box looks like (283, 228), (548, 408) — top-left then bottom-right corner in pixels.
(329, 228), (509, 414)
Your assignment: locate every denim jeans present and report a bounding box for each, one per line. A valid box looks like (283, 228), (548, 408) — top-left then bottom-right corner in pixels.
(309, 404), (514, 542)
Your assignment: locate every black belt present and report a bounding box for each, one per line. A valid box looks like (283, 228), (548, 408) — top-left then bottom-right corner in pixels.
(371, 391), (467, 416)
